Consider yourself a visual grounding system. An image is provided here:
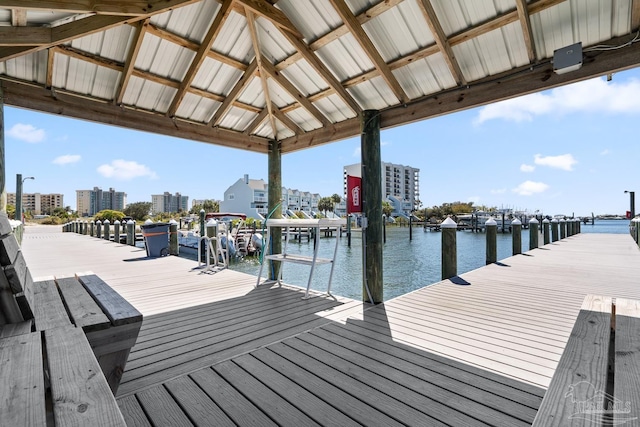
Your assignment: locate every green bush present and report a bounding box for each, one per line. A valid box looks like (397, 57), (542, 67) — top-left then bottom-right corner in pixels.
(94, 210), (125, 223)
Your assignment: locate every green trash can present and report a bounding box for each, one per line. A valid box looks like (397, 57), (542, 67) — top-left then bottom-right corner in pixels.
(140, 222), (170, 257)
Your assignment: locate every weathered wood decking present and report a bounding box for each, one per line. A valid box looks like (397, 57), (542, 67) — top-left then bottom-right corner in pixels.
(20, 225), (640, 425)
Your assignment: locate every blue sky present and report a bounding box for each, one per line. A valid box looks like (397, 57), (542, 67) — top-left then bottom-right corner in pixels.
(4, 67), (640, 217)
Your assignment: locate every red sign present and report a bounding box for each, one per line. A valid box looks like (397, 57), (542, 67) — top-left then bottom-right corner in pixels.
(626, 210), (632, 219)
(347, 175), (362, 214)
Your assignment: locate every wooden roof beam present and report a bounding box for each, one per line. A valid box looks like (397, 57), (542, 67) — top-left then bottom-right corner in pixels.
(246, 8), (278, 139)
(116, 19), (148, 105)
(208, 59), (258, 126)
(271, 103), (304, 135)
(275, 0), (403, 71)
(279, 32), (640, 153)
(416, 0), (466, 86)
(632, 0), (640, 32)
(328, 0), (409, 104)
(234, 0), (302, 38)
(145, 23), (247, 71)
(261, 58), (330, 127)
(167, 0), (233, 117)
(0, 78), (270, 153)
(515, 0), (537, 63)
(243, 108), (269, 135)
(0, 15), (135, 62)
(0, 0), (200, 16)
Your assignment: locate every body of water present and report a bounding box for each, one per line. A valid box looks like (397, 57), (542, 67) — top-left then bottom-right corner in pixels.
(186, 219), (631, 301)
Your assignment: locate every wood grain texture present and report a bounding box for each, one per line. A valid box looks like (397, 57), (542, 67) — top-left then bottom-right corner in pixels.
(0, 332), (46, 427)
(56, 276), (110, 331)
(77, 274), (142, 325)
(614, 297), (640, 424)
(32, 279), (70, 331)
(45, 326), (126, 426)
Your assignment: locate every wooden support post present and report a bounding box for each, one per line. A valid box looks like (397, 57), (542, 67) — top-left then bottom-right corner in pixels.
(551, 218), (558, 242)
(103, 220), (111, 241)
(0, 86), (5, 213)
(559, 219), (566, 239)
(90, 221), (95, 237)
(512, 218), (522, 255)
(529, 218), (539, 250)
(114, 220), (120, 243)
(96, 220), (102, 239)
(383, 216), (387, 243)
(362, 110), (383, 303)
(441, 217), (457, 279)
(169, 220), (178, 255)
(268, 140), (282, 281)
(542, 218), (550, 245)
(501, 212), (506, 233)
(485, 217), (497, 265)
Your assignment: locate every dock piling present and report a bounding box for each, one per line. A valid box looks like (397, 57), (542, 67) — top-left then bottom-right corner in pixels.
(114, 220), (120, 243)
(529, 218), (539, 250)
(103, 219), (110, 241)
(127, 220), (135, 246)
(441, 217), (457, 280)
(559, 219), (566, 239)
(96, 220), (102, 239)
(169, 219), (179, 256)
(512, 218), (522, 255)
(551, 218), (558, 242)
(543, 218), (550, 245)
(485, 217), (497, 265)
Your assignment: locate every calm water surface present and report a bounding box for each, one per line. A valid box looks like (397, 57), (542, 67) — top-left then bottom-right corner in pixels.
(189, 219), (631, 301)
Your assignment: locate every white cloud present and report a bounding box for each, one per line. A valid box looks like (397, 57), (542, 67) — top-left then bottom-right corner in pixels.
(534, 153), (577, 171)
(7, 123), (46, 143)
(490, 188), (506, 194)
(520, 164), (535, 172)
(474, 76), (640, 124)
(97, 159), (158, 180)
(600, 149), (610, 155)
(53, 154), (81, 165)
(512, 181), (549, 196)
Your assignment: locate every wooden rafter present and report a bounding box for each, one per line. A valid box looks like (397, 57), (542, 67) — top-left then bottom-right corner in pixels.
(260, 59), (329, 126)
(416, 0), (466, 86)
(271, 102), (303, 135)
(145, 23), (247, 71)
(208, 60), (258, 126)
(0, 15), (135, 62)
(116, 19), (148, 105)
(246, 8), (278, 139)
(167, 0), (233, 117)
(0, 0), (200, 16)
(244, 108), (269, 135)
(515, 0), (537, 63)
(328, 0), (409, 104)
(234, 0), (302, 38)
(45, 48), (54, 88)
(275, 0), (403, 71)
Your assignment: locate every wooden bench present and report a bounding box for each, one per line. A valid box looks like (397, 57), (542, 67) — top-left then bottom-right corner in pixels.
(0, 213), (142, 425)
(532, 294), (640, 426)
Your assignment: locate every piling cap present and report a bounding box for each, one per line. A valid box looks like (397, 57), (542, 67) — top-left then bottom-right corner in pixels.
(551, 218), (558, 223)
(114, 220), (120, 225)
(441, 217), (457, 228)
(144, 219), (153, 224)
(559, 218), (566, 222)
(206, 218), (218, 226)
(103, 219), (110, 224)
(542, 218), (550, 223)
(528, 217), (539, 224)
(127, 219), (135, 225)
(485, 217), (497, 226)
(95, 220), (102, 224)
(169, 219), (178, 224)
(511, 218), (522, 225)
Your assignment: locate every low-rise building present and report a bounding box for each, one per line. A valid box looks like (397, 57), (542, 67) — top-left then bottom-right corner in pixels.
(7, 192), (64, 215)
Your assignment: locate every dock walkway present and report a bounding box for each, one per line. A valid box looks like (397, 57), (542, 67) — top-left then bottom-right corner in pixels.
(20, 225), (640, 425)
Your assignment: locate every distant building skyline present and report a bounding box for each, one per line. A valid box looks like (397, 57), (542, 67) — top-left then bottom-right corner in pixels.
(76, 187), (127, 217)
(7, 192), (64, 216)
(151, 192), (189, 214)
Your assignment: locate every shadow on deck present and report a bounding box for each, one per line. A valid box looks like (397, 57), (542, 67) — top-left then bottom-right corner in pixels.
(117, 287), (543, 426)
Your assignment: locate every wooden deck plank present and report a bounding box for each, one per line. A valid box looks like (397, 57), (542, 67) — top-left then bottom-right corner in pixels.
(190, 367), (278, 426)
(56, 276), (111, 331)
(116, 396), (152, 427)
(135, 385), (194, 427)
(250, 346), (405, 427)
(232, 353), (362, 427)
(614, 297), (640, 424)
(32, 279), (70, 331)
(163, 375), (236, 427)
